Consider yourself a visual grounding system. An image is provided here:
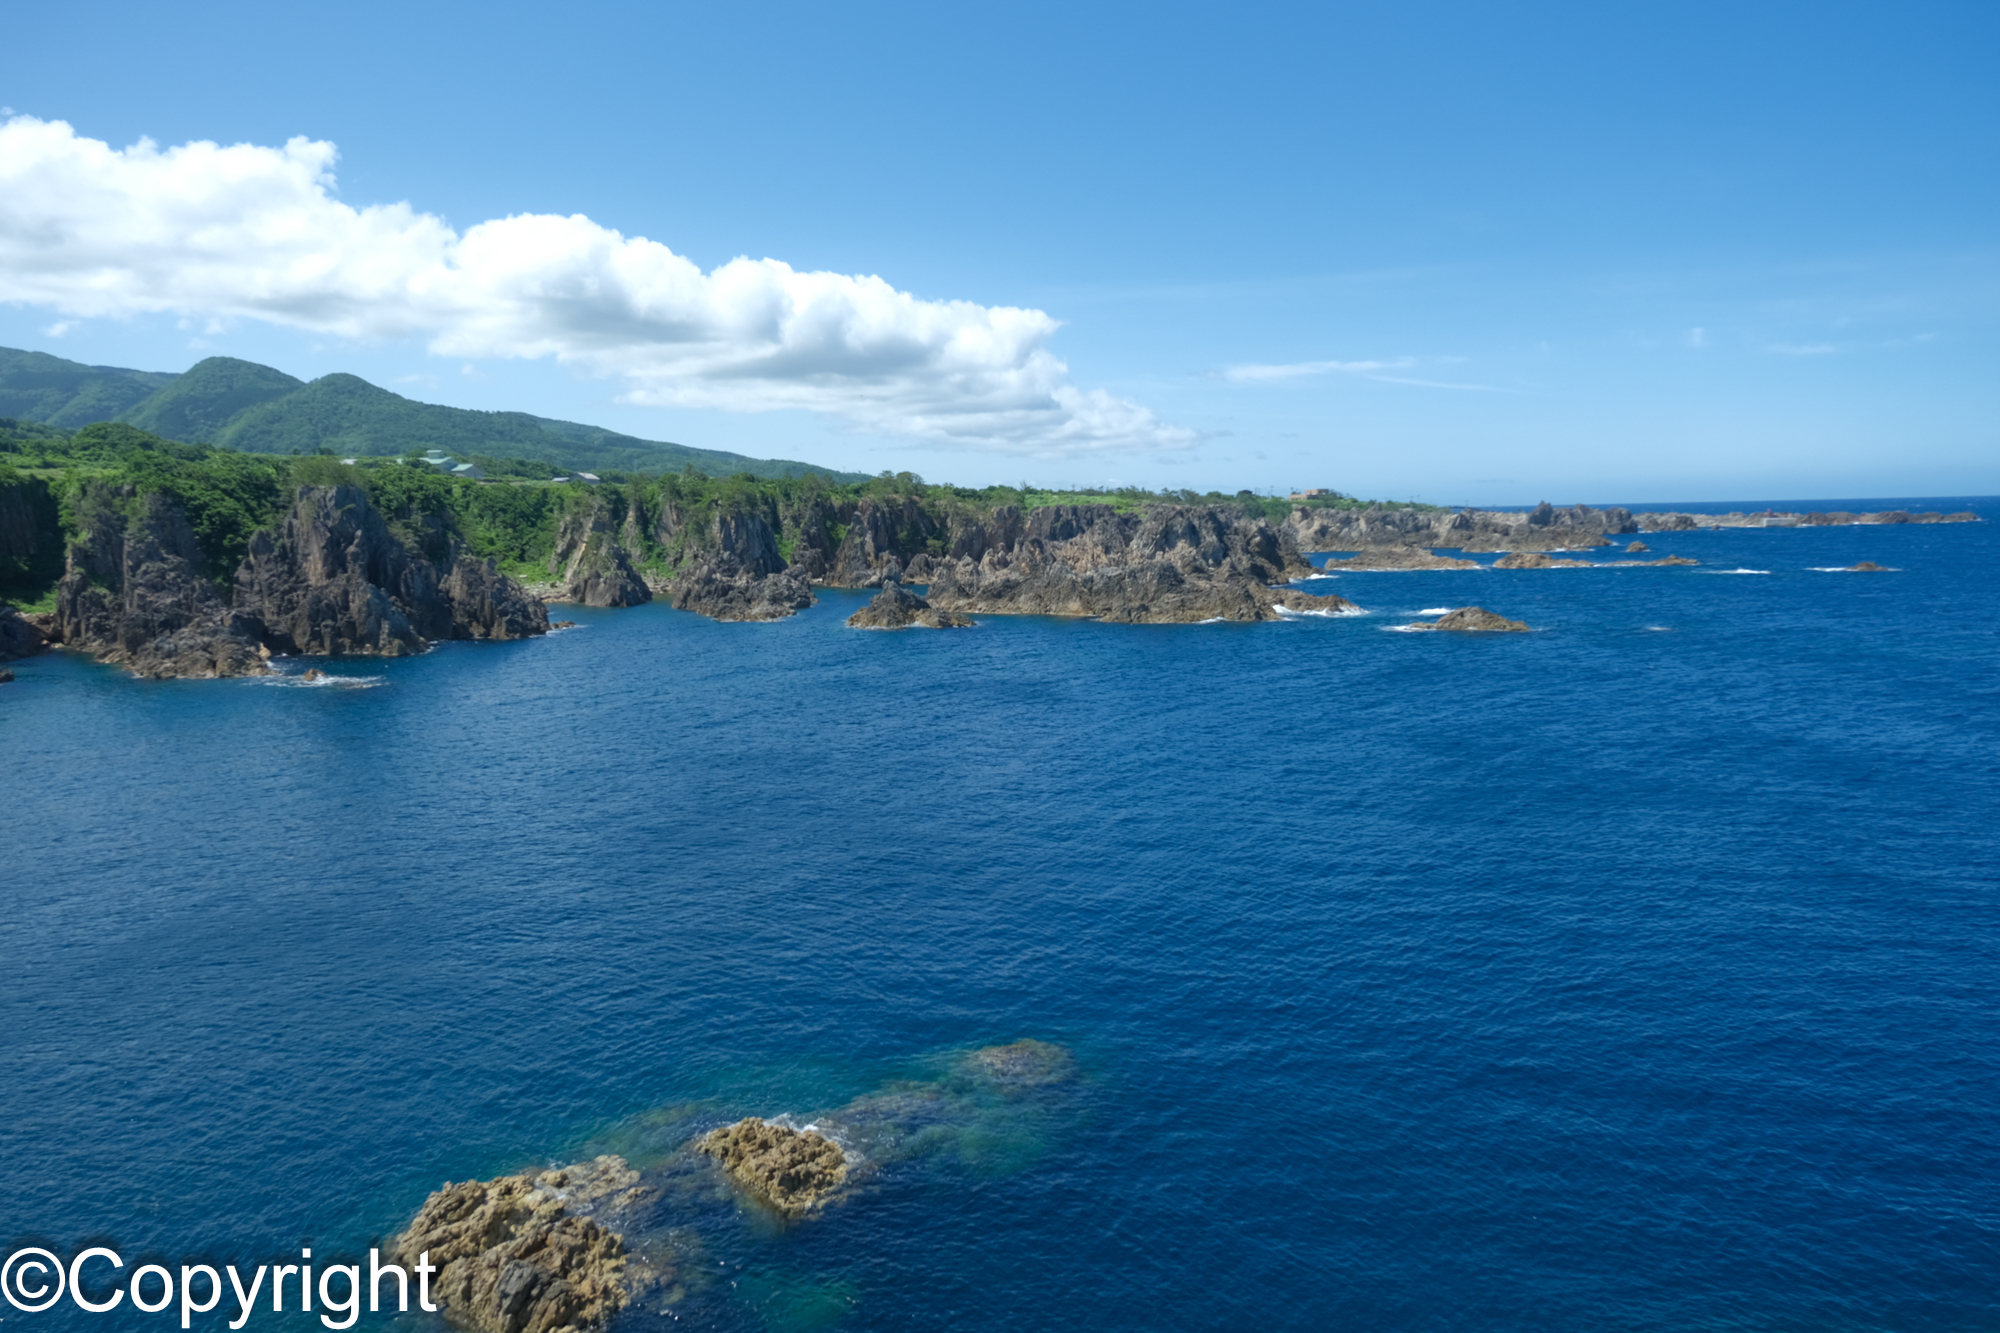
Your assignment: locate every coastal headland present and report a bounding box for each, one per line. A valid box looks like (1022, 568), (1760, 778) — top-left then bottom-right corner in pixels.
(0, 416), (1980, 678)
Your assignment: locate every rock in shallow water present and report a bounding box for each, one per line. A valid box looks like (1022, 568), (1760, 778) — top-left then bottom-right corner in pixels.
(1406, 606), (1532, 632)
(389, 1155), (659, 1333)
(847, 582), (975, 629)
(698, 1117), (849, 1216)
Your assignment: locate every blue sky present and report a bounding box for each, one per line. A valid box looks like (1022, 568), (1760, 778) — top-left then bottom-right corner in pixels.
(2, 0), (1994, 502)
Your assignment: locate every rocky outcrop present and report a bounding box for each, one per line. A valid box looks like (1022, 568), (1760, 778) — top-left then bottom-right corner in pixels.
(668, 560), (815, 622)
(52, 484), (546, 678)
(389, 1156), (659, 1333)
(0, 605), (48, 661)
(1635, 509), (1979, 530)
(1493, 551), (1592, 569)
(698, 1118), (848, 1217)
(1290, 502), (1633, 553)
(923, 504), (1353, 623)
(847, 581), (974, 629)
(55, 490), (271, 678)
(1320, 547), (1478, 570)
(1405, 606), (1531, 632)
(826, 496), (944, 587)
(1626, 541), (1649, 552)
(234, 486), (547, 657)
(546, 498), (650, 608)
(1846, 561), (1889, 571)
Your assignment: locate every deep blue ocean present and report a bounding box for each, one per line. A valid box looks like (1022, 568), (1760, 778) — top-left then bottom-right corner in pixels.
(3, 500), (1997, 1332)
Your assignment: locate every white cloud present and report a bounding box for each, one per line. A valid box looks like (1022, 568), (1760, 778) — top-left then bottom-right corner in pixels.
(1223, 357), (1415, 382)
(0, 116), (1190, 457)
(1766, 342), (1838, 356)
(1224, 356), (1513, 392)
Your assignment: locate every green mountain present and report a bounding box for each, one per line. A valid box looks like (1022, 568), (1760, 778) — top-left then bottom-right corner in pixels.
(0, 347), (177, 428)
(0, 346), (866, 482)
(121, 356), (305, 443)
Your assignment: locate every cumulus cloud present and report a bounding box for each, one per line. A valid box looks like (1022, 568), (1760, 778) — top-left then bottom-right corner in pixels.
(0, 116), (1190, 456)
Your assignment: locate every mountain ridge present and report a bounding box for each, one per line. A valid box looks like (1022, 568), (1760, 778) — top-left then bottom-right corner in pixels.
(0, 345), (867, 481)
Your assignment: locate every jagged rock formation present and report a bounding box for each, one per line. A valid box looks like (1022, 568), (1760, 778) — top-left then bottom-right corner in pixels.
(669, 560), (815, 622)
(546, 497), (650, 607)
(923, 504), (1358, 623)
(1636, 508), (1980, 530)
(389, 1156), (659, 1333)
(1320, 547), (1479, 570)
(1494, 551), (1699, 569)
(1290, 501), (1632, 552)
(698, 1118), (848, 1216)
(55, 490), (271, 678)
(52, 484), (546, 678)
(847, 582), (974, 629)
(1406, 606), (1531, 632)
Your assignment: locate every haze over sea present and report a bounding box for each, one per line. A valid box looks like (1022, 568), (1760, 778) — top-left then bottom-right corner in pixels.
(3, 501), (1996, 1332)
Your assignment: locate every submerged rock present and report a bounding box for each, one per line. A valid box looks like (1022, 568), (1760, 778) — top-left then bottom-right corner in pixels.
(389, 1156), (659, 1333)
(1847, 561), (1889, 571)
(697, 1117), (848, 1216)
(966, 1039), (1076, 1087)
(847, 582), (975, 629)
(1406, 606), (1532, 632)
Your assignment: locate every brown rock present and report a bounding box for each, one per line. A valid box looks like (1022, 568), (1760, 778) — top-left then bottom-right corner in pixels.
(697, 1118), (848, 1216)
(1492, 551), (1592, 569)
(1406, 606), (1532, 632)
(1626, 541), (1649, 553)
(388, 1156), (656, 1333)
(1846, 561), (1889, 571)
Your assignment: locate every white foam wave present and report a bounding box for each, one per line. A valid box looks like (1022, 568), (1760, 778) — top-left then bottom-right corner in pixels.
(1194, 616), (1226, 624)
(1704, 568), (1771, 575)
(1419, 607), (1452, 615)
(1273, 602), (1371, 619)
(253, 670), (387, 688)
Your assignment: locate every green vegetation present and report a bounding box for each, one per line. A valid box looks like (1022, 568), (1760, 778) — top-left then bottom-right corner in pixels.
(0, 345), (870, 482)
(0, 410), (1421, 614)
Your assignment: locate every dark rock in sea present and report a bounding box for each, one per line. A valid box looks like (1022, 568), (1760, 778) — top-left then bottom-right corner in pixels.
(547, 496), (651, 608)
(847, 582), (975, 629)
(389, 1156), (660, 1333)
(1406, 606), (1532, 632)
(1627, 541), (1649, 552)
(698, 1117), (848, 1216)
(1650, 555), (1699, 566)
(0, 668), (13, 683)
(551, 619), (577, 629)
(1492, 551), (1592, 569)
(669, 560), (816, 622)
(1847, 561), (1889, 571)
(0, 606), (49, 661)
(1320, 547), (1479, 570)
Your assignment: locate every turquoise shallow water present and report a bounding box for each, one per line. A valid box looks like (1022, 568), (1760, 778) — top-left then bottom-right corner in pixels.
(2, 501), (1997, 1331)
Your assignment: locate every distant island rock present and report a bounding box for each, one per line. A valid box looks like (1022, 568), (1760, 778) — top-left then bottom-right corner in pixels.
(1846, 561), (1890, 571)
(389, 1156), (662, 1333)
(1493, 551), (1698, 569)
(1405, 606), (1532, 632)
(1318, 547), (1479, 570)
(1290, 501), (1630, 553)
(848, 581), (975, 629)
(698, 1118), (849, 1216)
(1627, 540), (1649, 552)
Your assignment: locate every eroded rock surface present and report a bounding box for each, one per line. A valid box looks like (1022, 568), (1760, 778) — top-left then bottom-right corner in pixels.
(697, 1118), (848, 1216)
(0, 606), (49, 661)
(546, 497), (651, 608)
(847, 582), (974, 629)
(1291, 502), (1630, 553)
(1406, 606), (1532, 632)
(669, 560), (816, 622)
(389, 1156), (657, 1333)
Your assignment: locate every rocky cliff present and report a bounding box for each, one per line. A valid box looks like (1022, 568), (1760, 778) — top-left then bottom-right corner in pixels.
(1290, 501), (1634, 553)
(545, 495), (651, 607)
(847, 581), (975, 629)
(924, 504), (1358, 623)
(50, 483), (546, 678)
